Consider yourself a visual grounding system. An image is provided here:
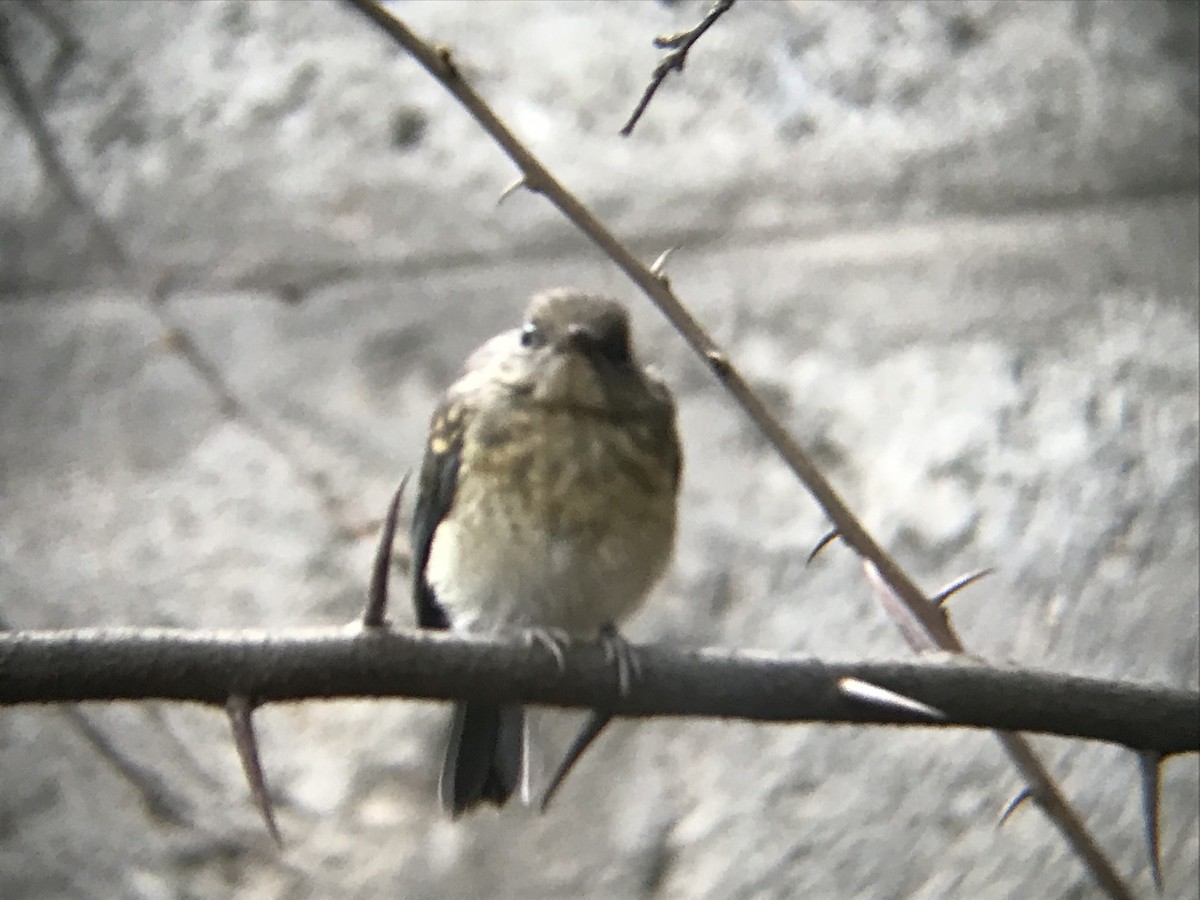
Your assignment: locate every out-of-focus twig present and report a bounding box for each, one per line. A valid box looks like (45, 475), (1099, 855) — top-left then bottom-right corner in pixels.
(59, 707), (195, 826)
(14, 0), (79, 97)
(0, 11), (128, 268)
(620, 0), (736, 136)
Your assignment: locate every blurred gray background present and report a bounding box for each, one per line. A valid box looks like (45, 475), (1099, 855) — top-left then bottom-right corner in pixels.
(1, 0), (1197, 898)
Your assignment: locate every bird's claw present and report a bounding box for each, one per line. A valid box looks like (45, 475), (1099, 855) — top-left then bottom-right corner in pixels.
(524, 627), (571, 673)
(599, 623), (640, 698)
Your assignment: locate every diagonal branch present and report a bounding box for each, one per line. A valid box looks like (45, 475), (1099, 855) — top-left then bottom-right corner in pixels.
(336, 5), (1146, 896)
(620, 0), (736, 136)
(1, 627), (1197, 756)
(0, 10), (128, 269)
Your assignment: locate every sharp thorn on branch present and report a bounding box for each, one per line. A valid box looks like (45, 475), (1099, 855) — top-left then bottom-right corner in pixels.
(433, 44), (458, 80)
(61, 707), (194, 827)
(704, 349), (731, 378)
(225, 696), (283, 848)
(363, 473), (409, 629)
(807, 528), (841, 565)
(932, 567), (996, 607)
(997, 786), (1034, 828)
(649, 246), (678, 278)
(497, 176), (527, 205)
(540, 710), (614, 812)
(1138, 751), (1165, 894)
(836, 677), (946, 722)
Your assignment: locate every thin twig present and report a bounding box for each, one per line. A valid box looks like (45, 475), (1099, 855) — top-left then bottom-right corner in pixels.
(0, 628), (1196, 755)
(620, 0), (736, 137)
(153, 321), (361, 541)
(339, 5), (1145, 895)
(15, 0), (80, 98)
(59, 706), (195, 826)
(0, 13), (128, 269)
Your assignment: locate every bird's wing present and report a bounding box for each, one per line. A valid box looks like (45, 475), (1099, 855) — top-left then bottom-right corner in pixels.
(645, 369), (684, 491)
(410, 393), (469, 630)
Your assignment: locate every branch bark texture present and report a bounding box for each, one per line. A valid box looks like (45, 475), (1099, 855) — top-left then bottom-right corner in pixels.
(1, 627), (1195, 755)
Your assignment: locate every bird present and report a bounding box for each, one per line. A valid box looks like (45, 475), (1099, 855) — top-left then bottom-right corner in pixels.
(410, 287), (682, 817)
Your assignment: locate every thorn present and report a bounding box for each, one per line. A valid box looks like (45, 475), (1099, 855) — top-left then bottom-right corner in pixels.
(807, 528), (841, 565)
(836, 677), (946, 722)
(540, 710), (613, 812)
(997, 786), (1033, 827)
(434, 44), (459, 79)
(363, 474), (409, 629)
(704, 349), (731, 378)
(226, 696), (282, 848)
(931, 568), (996, 607)
(497, 176), (527, 206)
(649, 246), (678, 278)
(60, 707), (193, 826)
(1139, 751), (1164, 893)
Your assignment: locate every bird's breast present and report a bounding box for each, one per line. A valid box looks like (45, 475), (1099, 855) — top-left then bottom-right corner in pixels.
(425, 405), (678, 635)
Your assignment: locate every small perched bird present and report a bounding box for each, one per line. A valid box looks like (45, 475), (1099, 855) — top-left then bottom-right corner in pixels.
(411, 288), (682, 817)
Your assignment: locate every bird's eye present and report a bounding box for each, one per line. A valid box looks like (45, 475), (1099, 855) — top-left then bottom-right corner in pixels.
(519, 322), (545, 348)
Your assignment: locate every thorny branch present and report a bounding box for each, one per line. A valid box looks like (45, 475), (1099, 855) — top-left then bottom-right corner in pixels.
(339, 3), (1163, 897)
(620, 0), (736, 136)
(2, 627), (1197, 755)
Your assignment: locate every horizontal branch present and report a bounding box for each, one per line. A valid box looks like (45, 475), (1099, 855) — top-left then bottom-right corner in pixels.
(1, 627), (1195, 754)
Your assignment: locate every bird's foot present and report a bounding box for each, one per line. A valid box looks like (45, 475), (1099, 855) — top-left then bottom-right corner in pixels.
(598, 623), (640, 698)
(524, 626), (572, 673)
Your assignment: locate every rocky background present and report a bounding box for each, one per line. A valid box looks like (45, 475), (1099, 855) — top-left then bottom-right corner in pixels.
(1, 0), (1197, 897)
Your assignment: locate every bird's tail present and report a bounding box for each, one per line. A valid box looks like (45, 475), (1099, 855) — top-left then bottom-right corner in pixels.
(440, 703), (524, 817)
